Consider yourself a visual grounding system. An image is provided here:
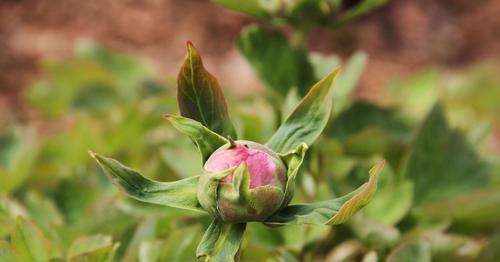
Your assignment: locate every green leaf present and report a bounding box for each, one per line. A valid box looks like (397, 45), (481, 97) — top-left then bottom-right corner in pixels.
(89, 151), (204, 213)
(177, 42), (236, 138)
(212, 0), (269, 19)
(238, 25), (315, 97)
(11, 217), (50, 262)
(333, 51), (368, 114)
(309, 53), (341, 82)
(67, 236), (111, 258)
(386, 240), (431, 262)
(266, 68), (340, 153)
(164, 114), (228, 164)
(67, 235), (112, 259)
(197, 167), (236, 217)
(0, 128), (38, 195)
(405, 103), (489, 207)
(419, 187), (500, 230)
(278, 143), (308, 209)
(68, 244), (116, 262)
(196, 219), (246, 262)
(138, 225), (200, 262)
(327, 101), (412, 141)
(265, 161), (384, 226)
(310, 51), (366, 114)
(363, 180), (413, 225)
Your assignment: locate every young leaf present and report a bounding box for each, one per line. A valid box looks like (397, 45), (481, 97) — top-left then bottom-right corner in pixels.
(89, 151), (205, 213)
(196, 219), (246, 262)
(11, 217), (50, 262)
(164, 114), (228, 164)
(238, 25), (315, 97)
(405, 103), (489, 207)
(266, 68), (340, 153)
(177, 42), (236, 138)
(265, 161), (384, 226)
(277, 143), (308, 209)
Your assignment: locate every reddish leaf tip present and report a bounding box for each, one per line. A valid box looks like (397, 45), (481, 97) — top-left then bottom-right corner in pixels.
(186, 41), (195, 52)
(163, 113), (174, 119)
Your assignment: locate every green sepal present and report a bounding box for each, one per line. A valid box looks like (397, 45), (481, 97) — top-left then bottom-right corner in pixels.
(164, 114), (228, 164)
(196, 219), (246, 262)
(231, 162), (252, 203)
(177, 42), (237, 139)
(266, 68), (340, 154)
(197, 167), (236, 217)
(216, 162), (285, 223)
(89, 151), (205, 213)
(278, 142), (308, 209)
(265, 161), (385, 226)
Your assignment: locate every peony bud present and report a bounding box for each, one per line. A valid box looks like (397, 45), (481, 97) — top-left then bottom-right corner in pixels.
(199, 140), (287, 223)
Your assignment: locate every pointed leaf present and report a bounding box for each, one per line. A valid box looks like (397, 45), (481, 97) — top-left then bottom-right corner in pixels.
(89, 151), (204, 213)
(177, 42), (236, 138)
(196, 219), (246, 262)
(405, 103), (489, 207)
(238, 25), (315, 96)
(265, 161), (384, 226)
(197, 167), (236, 217)
(164, 114), (228, 163)
(266, 68), (340, 153)
(278, 143), (308, 209)
(11, 217), (50, 262)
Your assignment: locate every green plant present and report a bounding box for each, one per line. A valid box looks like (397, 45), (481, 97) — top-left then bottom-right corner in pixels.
(89, 43), (384, 261)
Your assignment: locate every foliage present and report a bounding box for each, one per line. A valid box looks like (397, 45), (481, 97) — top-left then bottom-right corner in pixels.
(1, 1), (499, 261)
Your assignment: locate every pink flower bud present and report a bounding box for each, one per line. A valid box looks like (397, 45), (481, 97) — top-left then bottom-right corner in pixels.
(205, 142), (285, 188)
(202, 140), (287, 223)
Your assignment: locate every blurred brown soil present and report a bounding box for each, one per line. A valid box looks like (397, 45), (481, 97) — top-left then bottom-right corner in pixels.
(0, 0), (499, 109)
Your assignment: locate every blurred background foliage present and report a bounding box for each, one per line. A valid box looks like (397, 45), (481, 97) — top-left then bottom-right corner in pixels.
(1, 0), (499, 261)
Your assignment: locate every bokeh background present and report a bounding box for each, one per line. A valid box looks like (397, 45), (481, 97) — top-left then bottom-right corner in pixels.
(1, 0), (500, 261)
(2, 0), (500, 103)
